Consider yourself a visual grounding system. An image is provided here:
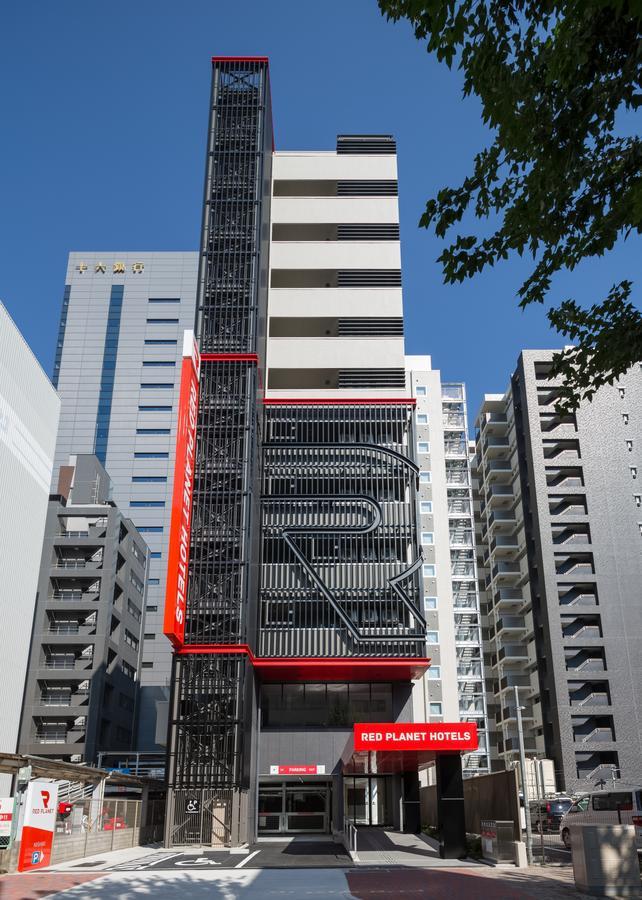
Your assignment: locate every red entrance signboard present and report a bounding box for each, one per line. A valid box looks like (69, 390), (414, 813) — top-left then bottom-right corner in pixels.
(354, 722), (478, 752)
(163, 330), (201, 648)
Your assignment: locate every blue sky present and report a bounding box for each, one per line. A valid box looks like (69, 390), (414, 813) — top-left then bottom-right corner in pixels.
(1, 0), (639, 419)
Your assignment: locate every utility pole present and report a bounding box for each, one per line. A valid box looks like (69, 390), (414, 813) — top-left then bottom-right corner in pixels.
(514, 686), (532, 865)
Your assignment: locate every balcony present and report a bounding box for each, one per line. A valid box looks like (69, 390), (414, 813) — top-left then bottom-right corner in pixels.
(491, 588), (523, 609)
(487, 485), (514, 507)
(491, 561), (521, 582)
(481, 412), (508, 433)
(496, 615), (527, 635)
(499, 673), (531, 691)
(486, 459), (512, 481)
(498, 644), (530, 664)
(490, 534), (519, 554)
(483, 436), (510, 459)
(35, 731), (68, 744)
(488, 508), (517, 529)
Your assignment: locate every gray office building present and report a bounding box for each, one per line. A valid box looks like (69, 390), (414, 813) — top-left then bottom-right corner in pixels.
(18, 454), (147, 764)
(474, 351), (642, 790)
(51, 253), (198, 749)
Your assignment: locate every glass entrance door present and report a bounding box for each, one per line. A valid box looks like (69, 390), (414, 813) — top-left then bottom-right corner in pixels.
(344, 776), (393, 826)
(258, 783), (330, 834)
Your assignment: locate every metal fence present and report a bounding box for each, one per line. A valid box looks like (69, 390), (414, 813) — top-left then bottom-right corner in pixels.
(49, 798), (143, 864)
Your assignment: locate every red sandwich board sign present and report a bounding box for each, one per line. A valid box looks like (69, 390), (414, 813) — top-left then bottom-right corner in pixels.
(17, 780), (59, 871)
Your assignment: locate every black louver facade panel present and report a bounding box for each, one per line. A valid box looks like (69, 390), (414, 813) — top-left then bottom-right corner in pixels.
(168, 654), (246, 789)
(337, 270), (402, 287)
(337, 369), (407, 389)
(337, 318), (404, 336)
(337, 134), (397, 155)
(337, 224), (400, 241)
(259, 405), (425, 658)
(337, 181), (398, 196)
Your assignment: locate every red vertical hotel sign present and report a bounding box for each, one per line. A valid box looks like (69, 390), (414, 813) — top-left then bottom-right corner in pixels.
(163, 330), (201, 647)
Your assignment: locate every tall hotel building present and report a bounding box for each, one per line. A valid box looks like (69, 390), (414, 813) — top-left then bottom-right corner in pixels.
(474, 352), (642, 791)
(162, 57), (478, 850)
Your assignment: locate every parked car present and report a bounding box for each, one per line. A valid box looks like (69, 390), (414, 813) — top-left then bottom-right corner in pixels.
(530, 797), (573, 833)
(559, 789), (642, 850)
(102, 816), (126, 831)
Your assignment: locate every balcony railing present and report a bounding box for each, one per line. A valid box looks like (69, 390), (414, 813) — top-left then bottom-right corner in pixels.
(35, 732), (68, 744)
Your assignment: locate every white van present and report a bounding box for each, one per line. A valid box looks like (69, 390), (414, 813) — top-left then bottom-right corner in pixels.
(559, 789), (642, 850)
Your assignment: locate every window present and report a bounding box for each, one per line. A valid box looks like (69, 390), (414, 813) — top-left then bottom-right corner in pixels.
(148, 298), (180, 304)
(261, 682), (393, 727)
(138, 405), (172, 412)
(143, 633), (156, 640)
(618, 387), (626, 399)
(132, 476), (167, 483)
(124, 629), (139, 650)
(427, 666), (441, 679)
(135, 452), (169, 459)
(141, 661), (153, 669)
(426, 631), (439, 644)
(423, 564), (436, 578)
(121, 660), (136, 679)
(145, 339), (177, 346)
(622, 413), (629, 425)
(417, 442), (430, 454)
(416, 386), (427, 396)
(635, 495), (641, 508)
(146, 605), (158, 612)
(146, 318), (179, 324)
(429, 702), (443, 715)
(148, 578), (160, 585)
(626, 440), (633, 452)
(136, 526), (163, 533)
(150, 551), (162, 558)
(136, 428), (170, 435)
(417, 414), (429, 425)
(420, 501), (433, 514)
(127, 600), (142, 622)
(142, 360), (175, 367)
(592, 792), (633, 812)
(131, 500), (166, 508)
(140, 383), (174, 389)
(419, 472), (432, 484)
(421, 532), (434, 545)
(424, 596), (438, 610)
(631, 466), (638, 480)
(130, 571), (144, 595)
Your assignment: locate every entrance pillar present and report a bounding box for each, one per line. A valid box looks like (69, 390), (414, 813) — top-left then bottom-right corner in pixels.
(402, 771), (421, 833)
(436, 753), (466, 859)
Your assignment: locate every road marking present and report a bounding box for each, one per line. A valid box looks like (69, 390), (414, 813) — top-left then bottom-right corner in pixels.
(175, 856), (221, 866)
(234, 849), (261, 868)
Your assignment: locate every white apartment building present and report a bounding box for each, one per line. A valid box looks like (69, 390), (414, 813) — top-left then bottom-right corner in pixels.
(0, 303), (60, 793)
(406, 356), (489, 776)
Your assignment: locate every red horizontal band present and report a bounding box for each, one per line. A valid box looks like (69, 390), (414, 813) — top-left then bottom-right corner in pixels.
(201, 353), (259, 363)
(174, 645), (430, 680)
(262, 398), (416, 406)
